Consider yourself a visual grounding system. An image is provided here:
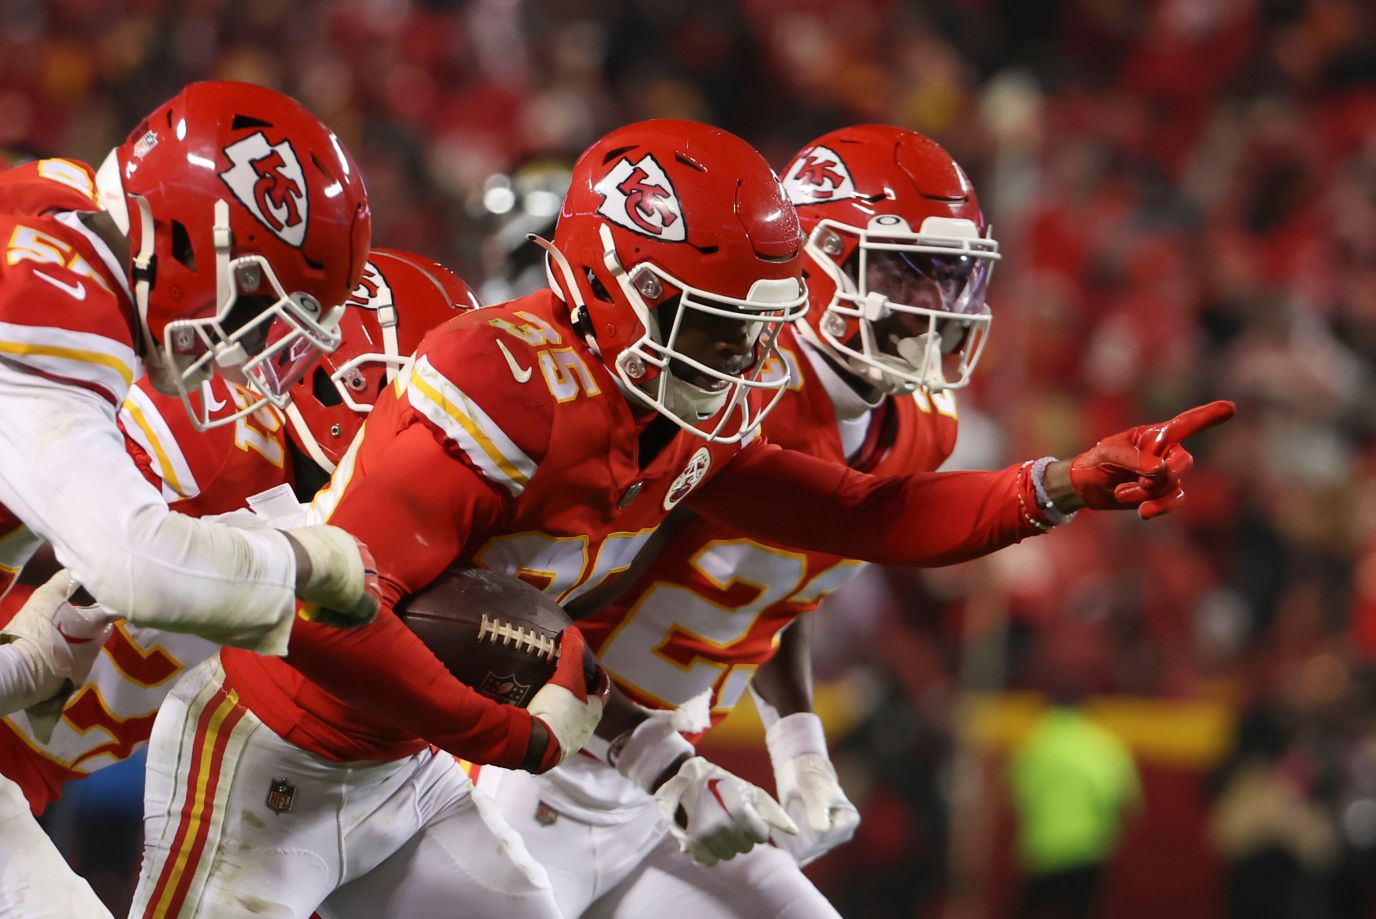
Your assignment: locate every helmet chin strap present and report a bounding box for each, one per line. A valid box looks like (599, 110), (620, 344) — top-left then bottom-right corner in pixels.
(622, 372), (737, 433)
(95, 149), (161, 359)
(658, 376), (730, 421)
(378, 301), (400, 384)
(284, 402), (338, 475)
(531, 234), (603, 360)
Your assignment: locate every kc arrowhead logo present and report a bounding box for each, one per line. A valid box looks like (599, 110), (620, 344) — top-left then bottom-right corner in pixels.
(595, 155), (686, 242)
(782, 145), (855, 204)
(220, 133), (310, 248)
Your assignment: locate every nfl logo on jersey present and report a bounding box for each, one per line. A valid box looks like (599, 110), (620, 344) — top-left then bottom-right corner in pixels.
(265, 778), (297, 814)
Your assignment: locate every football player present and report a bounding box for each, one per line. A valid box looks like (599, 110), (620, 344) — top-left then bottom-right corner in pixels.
(471, 125), (999, 917)
(0, 249), (472, 918)
(129, 120), (1228, 919)
(0, 81), (385, 918)
(0, 81), (383, 709)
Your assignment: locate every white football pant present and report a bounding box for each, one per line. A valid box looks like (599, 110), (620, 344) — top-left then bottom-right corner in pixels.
(476, 756), (841, 918)
(0, 772), (111, 918)
(129, 657), (561, 919)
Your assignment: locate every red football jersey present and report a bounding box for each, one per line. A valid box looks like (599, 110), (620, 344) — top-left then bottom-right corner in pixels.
(0, 158), (141, 598)
(219, 291), (1050, 768)
(582, 326), (960, 729)
(0, 376), (293, 813)
(221, 291), (750, 764)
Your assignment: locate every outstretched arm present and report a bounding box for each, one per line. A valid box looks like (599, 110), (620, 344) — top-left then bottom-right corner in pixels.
(691, 401), (1236, 565)
(690, 446), (1047, 566)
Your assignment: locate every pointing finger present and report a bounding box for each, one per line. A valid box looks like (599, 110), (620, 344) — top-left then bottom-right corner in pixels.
(1145, 400), (1235, 452)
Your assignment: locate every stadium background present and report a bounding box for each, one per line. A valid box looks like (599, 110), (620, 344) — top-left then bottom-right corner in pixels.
(7, 0), (1376, 916)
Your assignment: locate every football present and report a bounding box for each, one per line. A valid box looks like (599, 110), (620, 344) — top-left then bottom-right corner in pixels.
(397, 566), (570, 708)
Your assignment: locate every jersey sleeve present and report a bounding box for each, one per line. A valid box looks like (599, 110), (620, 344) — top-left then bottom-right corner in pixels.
(118, 381), (210, 505)
(688, 441), (1052, 567)
(0, 255), (138, 407)
(0, 159), (103, 215)
(0, 361), (299, 652)
(282, 419), (538, 766)
(284, 612), (537, 768)
(399, 317), (554, 499)
(324, 419), (512, 607)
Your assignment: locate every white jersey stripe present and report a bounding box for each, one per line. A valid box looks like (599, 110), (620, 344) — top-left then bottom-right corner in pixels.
(406, 356), (538, 496)
(119, 385), (201, 502)
(0, 320), (137, 403)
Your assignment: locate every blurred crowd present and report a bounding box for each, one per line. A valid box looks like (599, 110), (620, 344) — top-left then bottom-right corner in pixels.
(4, 0), (1374, 916)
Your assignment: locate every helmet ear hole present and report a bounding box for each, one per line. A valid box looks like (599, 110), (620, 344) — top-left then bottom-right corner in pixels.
(585, 268), (613, 304)
(311, 366), (343, 407)
(170, 220), (197, 271)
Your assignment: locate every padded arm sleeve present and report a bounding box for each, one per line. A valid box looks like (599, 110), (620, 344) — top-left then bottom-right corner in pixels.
(688, 442), (1049, 567)
(0, 362), (297, 654)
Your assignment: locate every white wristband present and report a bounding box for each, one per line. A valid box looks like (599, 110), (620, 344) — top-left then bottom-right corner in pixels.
(611, 716), (695, 792)
(1030, 456), (1077, 527)
(765, 712), (829, 769)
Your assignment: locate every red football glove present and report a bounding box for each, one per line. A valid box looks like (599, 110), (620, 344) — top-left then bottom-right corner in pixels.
(525, 625), (612, 772)
(1068, 400), (1235, 520)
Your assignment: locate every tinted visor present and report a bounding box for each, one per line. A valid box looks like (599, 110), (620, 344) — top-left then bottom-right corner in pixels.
(861, 249), (993, 319)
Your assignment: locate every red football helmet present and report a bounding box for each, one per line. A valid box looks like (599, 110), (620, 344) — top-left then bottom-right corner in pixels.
(542, 120), (808, 443)
(94, 81), (372, 430)
(284, 249), (478, 471)
(781, 125), (999, 394)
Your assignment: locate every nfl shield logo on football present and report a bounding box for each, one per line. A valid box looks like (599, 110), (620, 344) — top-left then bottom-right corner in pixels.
(266, 778), (296, 814)
(479, 672), (533, 706)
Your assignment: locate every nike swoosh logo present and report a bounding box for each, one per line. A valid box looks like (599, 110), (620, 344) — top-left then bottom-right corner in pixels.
(32, 269), (87, 301)
(201, 381), (227, 413)
(496, 339), (533, 383)
(706, 778), (733, 815)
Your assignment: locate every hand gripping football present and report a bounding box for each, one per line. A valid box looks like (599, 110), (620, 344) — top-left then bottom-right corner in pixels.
(397, 566), (578, 707)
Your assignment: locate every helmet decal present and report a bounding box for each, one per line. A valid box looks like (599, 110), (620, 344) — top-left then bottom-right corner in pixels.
(131, 130), (159, 161)
(345, 260), (393, 311)
(219, 133), (310, 247)
(594, 154), (686, 242)
(782, 144), (854, 204)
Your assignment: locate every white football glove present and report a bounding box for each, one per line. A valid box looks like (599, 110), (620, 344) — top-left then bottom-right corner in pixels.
(0, 571), (114, 741)
(655, 756), (799, 867)
(525, 626), (610, 771)
(765, 711), (860, 866)
(610, 716), (797, 866)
